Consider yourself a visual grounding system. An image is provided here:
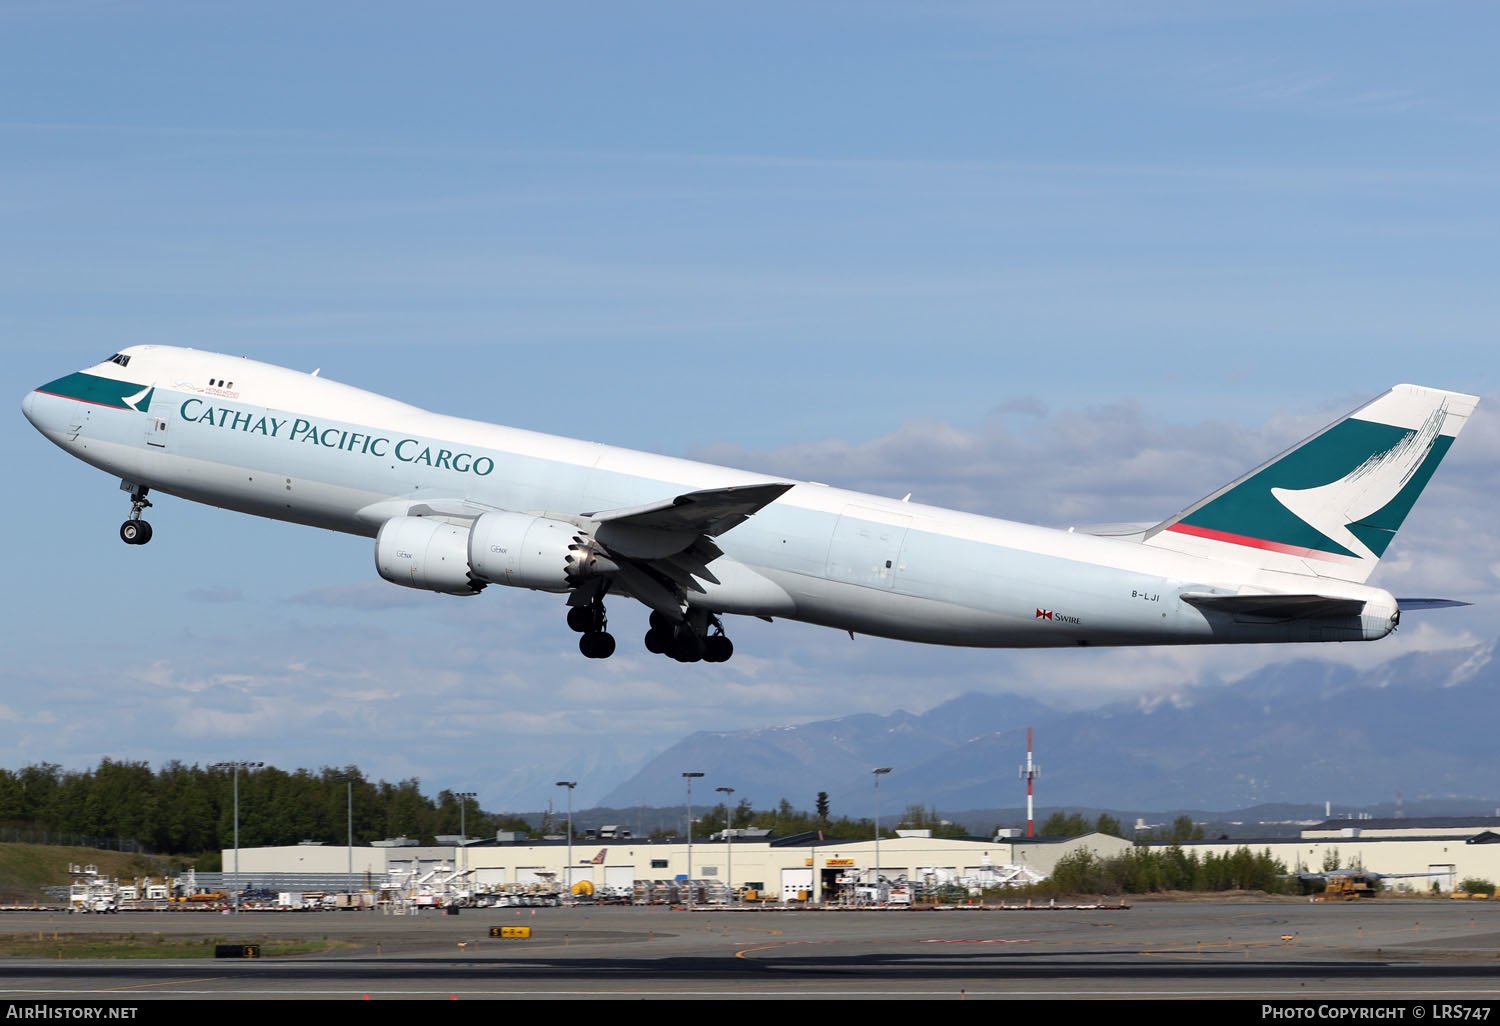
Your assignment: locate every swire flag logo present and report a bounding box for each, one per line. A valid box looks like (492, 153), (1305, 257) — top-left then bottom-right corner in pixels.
(1035, 609), (1052, 620)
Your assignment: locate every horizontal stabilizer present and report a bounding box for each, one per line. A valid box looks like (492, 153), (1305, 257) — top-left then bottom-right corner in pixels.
(1180, 592), (1367, 619)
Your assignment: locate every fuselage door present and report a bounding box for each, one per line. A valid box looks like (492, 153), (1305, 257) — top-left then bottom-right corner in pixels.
(145, 413), (169, 448)
(826, 505), (912, 589)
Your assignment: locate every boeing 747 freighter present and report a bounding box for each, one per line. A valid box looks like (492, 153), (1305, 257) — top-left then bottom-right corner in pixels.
(22, 347), (1477, 662)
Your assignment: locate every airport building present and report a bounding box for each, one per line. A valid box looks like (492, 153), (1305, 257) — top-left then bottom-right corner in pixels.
(1155, 817), (1500, 891)
(221, 818), (1500, 897)
(221, 830), (1133, 899)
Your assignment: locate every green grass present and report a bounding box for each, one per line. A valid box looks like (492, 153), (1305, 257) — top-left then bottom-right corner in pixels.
(0, 931), (359, 959)
(0, 843), (178, 904)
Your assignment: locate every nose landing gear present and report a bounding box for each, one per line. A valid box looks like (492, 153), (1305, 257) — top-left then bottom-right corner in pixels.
(120, 485), (153, 545)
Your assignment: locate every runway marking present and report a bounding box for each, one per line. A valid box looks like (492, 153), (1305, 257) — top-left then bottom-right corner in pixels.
(735, 940), (839, 957)
(103, 976), (227, 991)
(1141, 921), (1459, 959)
(918, 939), (1036, 944)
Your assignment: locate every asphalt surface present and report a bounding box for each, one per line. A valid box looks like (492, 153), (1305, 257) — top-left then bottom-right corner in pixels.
(1, 899), (1499, 1000)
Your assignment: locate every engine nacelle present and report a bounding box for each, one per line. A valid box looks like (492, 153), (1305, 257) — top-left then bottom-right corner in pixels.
(375, 516), (483, 596)
(468, 511), (616, 591)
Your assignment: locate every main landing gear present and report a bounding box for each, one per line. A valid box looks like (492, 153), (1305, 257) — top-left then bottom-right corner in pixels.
(643, 611), (733, 663)
(565, 602), (734, 663)
(120, 486), (153, 546)
(567, 600), (616, 659)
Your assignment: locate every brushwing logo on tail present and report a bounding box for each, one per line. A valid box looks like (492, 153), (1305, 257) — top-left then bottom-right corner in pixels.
(1144, 384), (1476, 585)
(1269, 403), (1447, 564)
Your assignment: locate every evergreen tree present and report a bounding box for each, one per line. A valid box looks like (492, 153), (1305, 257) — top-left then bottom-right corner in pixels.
(1095, 813), (1125, 838)
(1040, 811), (1090, 836)
(1170, 814), (1200, 843)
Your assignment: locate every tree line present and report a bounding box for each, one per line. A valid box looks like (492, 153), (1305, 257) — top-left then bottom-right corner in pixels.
(0, 760), (530, 855)
(0, 759), (1257, 888)
(1043, 845), (1291, 894)
(687, 797), (968, 840)
(1037, 811), (1202, 841)
(0, 762), (989, 855)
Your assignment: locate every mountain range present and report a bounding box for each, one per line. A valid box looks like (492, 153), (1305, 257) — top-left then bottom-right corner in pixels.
(594, 640), (1499, 816)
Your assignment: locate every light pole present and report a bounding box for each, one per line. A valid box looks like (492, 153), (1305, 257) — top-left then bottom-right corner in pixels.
(454, 791), (477, 890)
(716, 786), (735, 902)
(872, 767), (891, 903)
(556, 781), (576, 898)
(212, 761), (262, 912)
(338, 774), (354, 894)
(683, 772), (703, 909)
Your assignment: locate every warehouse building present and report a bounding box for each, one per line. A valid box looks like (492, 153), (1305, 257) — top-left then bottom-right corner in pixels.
(221, 829), (1132, 898)
(1156, 817), (1500, 891)
(222, 818), (1500, 896)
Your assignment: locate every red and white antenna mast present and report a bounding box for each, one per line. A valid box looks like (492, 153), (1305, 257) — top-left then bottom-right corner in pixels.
(1019, 727), (1041, 837)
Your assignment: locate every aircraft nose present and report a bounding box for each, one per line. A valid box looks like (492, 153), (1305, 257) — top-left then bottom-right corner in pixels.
(21, 389), (37, 427)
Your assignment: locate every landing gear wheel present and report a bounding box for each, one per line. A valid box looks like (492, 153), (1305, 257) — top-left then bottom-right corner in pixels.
(121, 484), (154, 545)
(700, 614), (732, 662)
(644, 627), (669, 654)
(120, 520), (153, 545)
(579, 632), (616, 659)
(703, 635), (733, 663)
(568, 598), (608, 645)
(669, 630), (705, 663)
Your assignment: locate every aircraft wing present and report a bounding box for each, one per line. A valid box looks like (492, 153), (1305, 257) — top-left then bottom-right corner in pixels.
(574, 482), (795, 613)
(587, 482), (795, 537)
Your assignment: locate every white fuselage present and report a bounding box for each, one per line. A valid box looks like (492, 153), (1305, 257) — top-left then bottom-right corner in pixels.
(22, 346), (1399, 649)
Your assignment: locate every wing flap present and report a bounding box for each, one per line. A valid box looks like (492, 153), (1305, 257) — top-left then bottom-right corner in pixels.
(663, 548), (722, 587)
(587, 483), (790, 608)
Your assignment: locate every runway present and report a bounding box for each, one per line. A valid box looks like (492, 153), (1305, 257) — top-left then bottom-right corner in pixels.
(2, 900), (1498, 1000)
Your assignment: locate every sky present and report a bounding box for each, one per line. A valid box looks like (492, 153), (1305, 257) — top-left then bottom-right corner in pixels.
(4, 1), (1499, 813)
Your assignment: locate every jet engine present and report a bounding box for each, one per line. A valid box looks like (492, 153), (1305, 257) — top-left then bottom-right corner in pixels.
(468, 511), (617, 591)
(374, 516), (484, 596)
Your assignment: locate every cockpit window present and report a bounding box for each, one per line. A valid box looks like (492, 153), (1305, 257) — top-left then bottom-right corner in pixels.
(107, 353), (131, 367)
